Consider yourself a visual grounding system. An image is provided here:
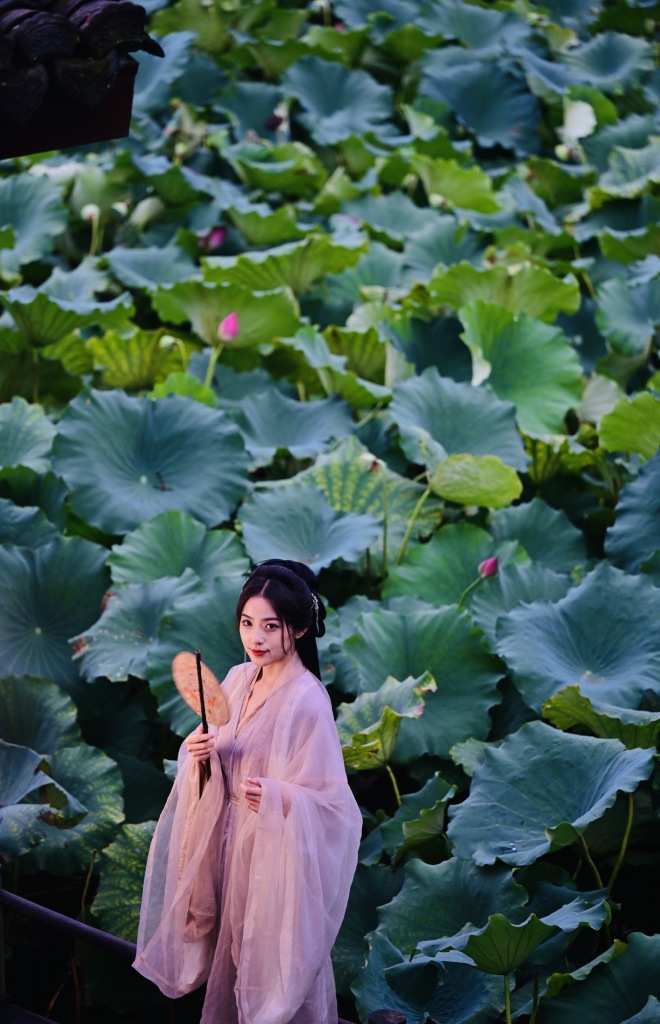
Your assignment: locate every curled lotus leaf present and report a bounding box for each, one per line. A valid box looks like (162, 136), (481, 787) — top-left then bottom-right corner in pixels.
(605, 453), (660, 571)
(52, 390), (250, 534)
(542, 686), (660, 750)
(0, 498), (59, 548)
(446, 721), (655, 866)
(494, 562), (660, 711)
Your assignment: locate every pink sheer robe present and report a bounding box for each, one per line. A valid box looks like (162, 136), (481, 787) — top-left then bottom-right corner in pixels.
(133, 653), (362, 1024)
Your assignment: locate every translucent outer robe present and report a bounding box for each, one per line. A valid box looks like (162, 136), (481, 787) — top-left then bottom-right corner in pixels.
(133, 654), (362, 1024)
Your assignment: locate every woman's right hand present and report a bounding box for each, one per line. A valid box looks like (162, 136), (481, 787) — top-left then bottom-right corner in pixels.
(185, 727), (215, 761)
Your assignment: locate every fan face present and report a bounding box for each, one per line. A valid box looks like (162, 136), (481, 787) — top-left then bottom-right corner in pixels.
(171, 651), (230, 726)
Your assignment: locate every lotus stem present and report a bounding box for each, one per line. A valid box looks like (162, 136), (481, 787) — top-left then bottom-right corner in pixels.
(608, 792), (634, 893)
(457, 576), (482, 609)
(385, 763), (401, 808)
(503, 973), (512, 1024)
(578, 833), (604, 890)
(203, 343), (223, 389)
(529, 973), (540, 1024)
(382, 471), (388, 576)
(32, 350), (40, 404)
(396, 485), (430, 565)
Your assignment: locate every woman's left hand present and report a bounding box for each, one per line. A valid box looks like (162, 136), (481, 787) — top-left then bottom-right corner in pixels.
(240, 777), (262, 813)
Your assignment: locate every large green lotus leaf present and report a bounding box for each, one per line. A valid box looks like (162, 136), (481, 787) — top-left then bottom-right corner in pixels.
(606, 454), (660, 571)
(389, 368), (527, 471)
(428, 453), (522, 509)
(130, 155), (209, 207)
(0, 498), (59, 548)
(490, 497), (586, 571)
(0, 676), (81, 754)
(362, 773), (456, 865)
(91, 821), (156, 942)
(214, 79), (283, 140)
(543, 686), (660, 750)
(333, 864), (402, 998)
(52, 390), (250, 533)
(446, 721), (655, 866)
(620, 997), (660, 1024)
(343, 604), (502, 760)
(410, 155), (500, 214)
(383, 522), (516, 606)
(132, 29), (193, 114)
(599, 223), (660, 264)
(0, 537), (109, 685)
(336, 672), (435, 770)
(0, 397), (55, 472)
(110, 752), (171, 824)
(294, 435), (443, 561)
(323, 326), (388, 386)
(541, 933), (660, 1024)
(590, 143), (660, 207)
(424, 897), (609, 976)
(459, 304), (583, 436)
(20, 744), (124, 874)
(73, 571), (205, 683)
(87, 329), (186, 391)
(402, 218), (483, 283)
(238, 485), (381, 573)
(595, 276), (660, 357)
(151, 372), (218, 407)
(0, 174), (67, 275)
(3, 286), (134, 348)
(421, 57), (540, 157)
(104, 245), (201, 291)
(431, 263), (580, 323)
(559, 32), (653, 91)
(353, 929), (502, 1024)
(421, 0), (530, 51)
(146, 576), (245, 734)
(599, 391), (660, 461)
(495, 563), (660, 711)
(108, 512), (248, 585)
(470, 563), (573, 647)
(204, 233), (367, 295)
(342, 192), (440, 246)
(0, 741), (84, 860)
(282, 56), (393, 145)
(152, 280), (299, 348)
(383, 311), (473, 383)
(224, 140), (326, 198)
(228, 203), (308, 246)
(322, 244), (404, 314)
(378, 857), (528, 954)
(227, 391), (354, 467)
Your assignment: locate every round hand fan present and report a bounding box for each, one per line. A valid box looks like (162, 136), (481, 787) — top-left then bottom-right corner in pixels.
(171, 650), (230, 727)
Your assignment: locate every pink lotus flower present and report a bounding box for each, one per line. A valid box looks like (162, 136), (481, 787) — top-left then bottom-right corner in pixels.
(218, 311), (239, 343)
(199, 226), (226, 253)
(478, 557), (499, 579)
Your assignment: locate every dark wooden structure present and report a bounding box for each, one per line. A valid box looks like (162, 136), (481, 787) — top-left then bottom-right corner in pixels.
(0, 0), (163, 158)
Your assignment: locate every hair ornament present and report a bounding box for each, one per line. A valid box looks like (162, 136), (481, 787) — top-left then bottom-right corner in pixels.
(311, 593), (319, 634)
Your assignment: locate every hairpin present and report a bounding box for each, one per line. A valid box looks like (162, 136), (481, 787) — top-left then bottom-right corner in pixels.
(311, 593), (319, 633)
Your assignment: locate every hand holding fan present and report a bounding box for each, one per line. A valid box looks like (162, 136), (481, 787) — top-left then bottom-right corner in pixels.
(172, 650), (229, 792)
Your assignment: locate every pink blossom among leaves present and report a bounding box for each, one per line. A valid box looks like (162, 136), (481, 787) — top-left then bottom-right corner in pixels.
(218, 311), (239, 342)
(478, 556), (499, 578)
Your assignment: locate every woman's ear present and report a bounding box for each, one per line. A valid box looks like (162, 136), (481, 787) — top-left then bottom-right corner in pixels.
(295, 627), (308, 639)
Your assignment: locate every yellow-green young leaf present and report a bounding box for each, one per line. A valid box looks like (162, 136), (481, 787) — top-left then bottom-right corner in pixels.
(599, 391), (660, 461)
(431, 263), (581, 323)
(542, 685), (660, 750)
(411, 155), (500, 214)
(428, 454), (522, 508)
(338, 673), (436, 771)
(88, 330), (187, 390)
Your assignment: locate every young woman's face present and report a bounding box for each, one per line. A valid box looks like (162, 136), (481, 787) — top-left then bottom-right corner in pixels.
(239, 594), (297, 672)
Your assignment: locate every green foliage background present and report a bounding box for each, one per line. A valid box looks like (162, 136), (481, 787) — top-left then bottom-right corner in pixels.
(0, 0), (659, 1021)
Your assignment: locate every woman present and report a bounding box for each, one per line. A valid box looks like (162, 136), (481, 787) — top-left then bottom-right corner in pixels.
(133, 559), (362, 1024)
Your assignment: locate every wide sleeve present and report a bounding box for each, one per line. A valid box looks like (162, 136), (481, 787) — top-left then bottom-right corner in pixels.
(234, 679), (362, 1024)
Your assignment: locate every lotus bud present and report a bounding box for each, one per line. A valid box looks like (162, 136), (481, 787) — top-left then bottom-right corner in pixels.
(199, 226), (226, 253)
(358, 452), (385, 473)
(478, 557), (499, 579)
(81, 203), (101, 223)
(218, 311), (239, 343)
(111, 200), (130, 218)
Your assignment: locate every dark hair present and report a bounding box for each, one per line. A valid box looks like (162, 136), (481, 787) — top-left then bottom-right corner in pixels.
(236, 559), (327, 679)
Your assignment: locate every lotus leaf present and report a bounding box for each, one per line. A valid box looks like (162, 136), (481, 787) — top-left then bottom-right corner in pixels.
(342, 192), (440, 245)
(152, 280), (300, 348)
(52, 390), (250, 533)
(109, 512), (248, 585)
(383, 311), (473, 383)
(390, 367), (527, 471)
(543, 686), (660, 750)
(446, 721), (655, 866)
(224, 140), (326, 198)
(428, 453), (522, 509)
(73, 571), (205, 683)
(402, 217), (483, 282)
(361, 773), (456, 865)
(490, 498), (586, 571)
(226, 391), (354, 467)
(353, 929), (502, 1024)
(470, 563), (573, 647)
(495, 562), (660, 711)
(228, 204), (308, 246)
(0, 676), (80, 754)
(0, 174), (67, 275)
(540, 932), (660, 1024)
(0, 397), (55, 473)
(411, 155), (500, 214)
(283, 56), (394, 145)
(88, 330), (188, 391)
(92, 822), (156, 942)
(606, 453), (660, 570)
(336, 672), (435, 769)
(560, 33), (654, 91)
(332, 864), (402, 997)
(0, 537), (109, 685)
(595, 275), (660, 357)
(342, 603), (502, 759)
(105, 245), (201, 291)
(20, 744), (124, 874)
(132, 30), (194, 115)
(0, 498), (59, 548)
(146, 576), (245, 734)
(238, 485), (381, 572)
